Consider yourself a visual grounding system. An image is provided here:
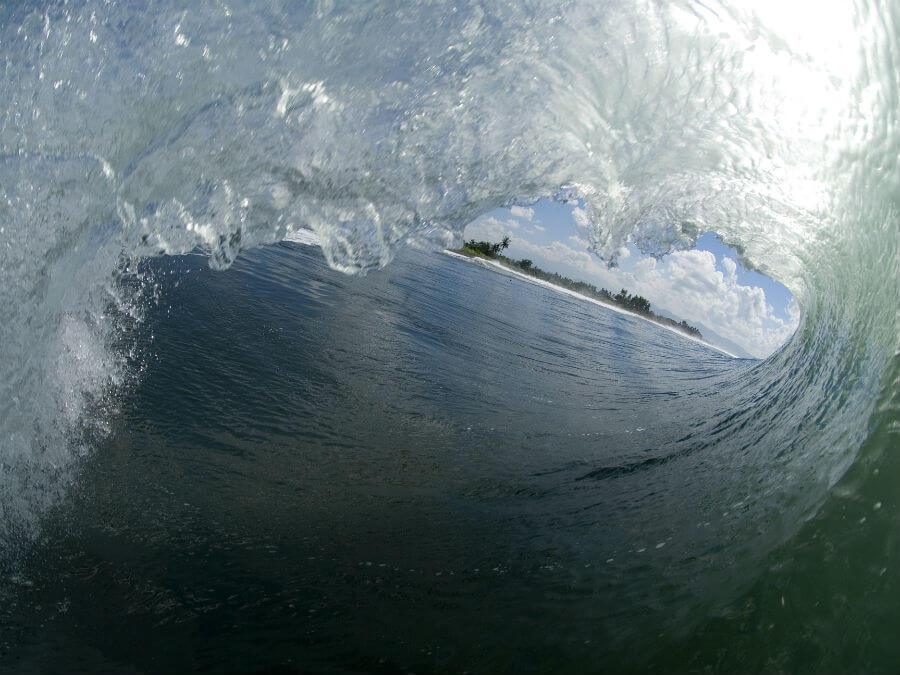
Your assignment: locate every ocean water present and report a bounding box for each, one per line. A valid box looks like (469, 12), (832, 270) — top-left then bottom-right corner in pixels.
(1, 1), (899, 673)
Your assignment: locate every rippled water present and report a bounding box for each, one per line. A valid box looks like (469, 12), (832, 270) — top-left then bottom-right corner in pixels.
(0, 244), (763, 672)
(1, 1), (899, 672)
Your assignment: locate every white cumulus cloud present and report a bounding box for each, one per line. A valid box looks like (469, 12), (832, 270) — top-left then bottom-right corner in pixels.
(623, 250), (797, 358)
(568, 234), (590, 248)
(464, 216), (519, 242)
(461, 213), (799, 357)
(509, 205), (535, 220)
(471, 234), (797, 358)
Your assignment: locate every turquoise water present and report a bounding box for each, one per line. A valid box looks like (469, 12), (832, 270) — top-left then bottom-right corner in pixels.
(1, 1), (898, 672)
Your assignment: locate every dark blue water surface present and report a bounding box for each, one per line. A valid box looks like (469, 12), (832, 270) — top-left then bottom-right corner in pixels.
(0, 243), (880, 674)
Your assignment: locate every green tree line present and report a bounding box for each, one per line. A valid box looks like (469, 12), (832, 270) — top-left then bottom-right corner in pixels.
(457, 237), (703, 339)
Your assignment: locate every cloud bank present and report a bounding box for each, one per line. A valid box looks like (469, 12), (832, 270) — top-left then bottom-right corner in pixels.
(462, 219), (798, 358)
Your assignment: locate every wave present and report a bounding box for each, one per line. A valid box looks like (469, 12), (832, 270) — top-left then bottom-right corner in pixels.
(1, 0), (898, 655)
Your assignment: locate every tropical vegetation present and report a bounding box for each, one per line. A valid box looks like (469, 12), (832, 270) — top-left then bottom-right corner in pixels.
(455, 237), (703, 339)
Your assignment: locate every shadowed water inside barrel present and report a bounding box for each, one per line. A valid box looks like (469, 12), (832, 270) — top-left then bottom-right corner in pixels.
(3, 243), (770, 673)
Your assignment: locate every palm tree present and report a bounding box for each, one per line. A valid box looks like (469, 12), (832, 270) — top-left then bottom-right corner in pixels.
(500, 235), (510, 251)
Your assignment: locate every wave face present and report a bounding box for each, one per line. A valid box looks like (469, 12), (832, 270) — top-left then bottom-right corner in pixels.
(1, 0), (898, 670)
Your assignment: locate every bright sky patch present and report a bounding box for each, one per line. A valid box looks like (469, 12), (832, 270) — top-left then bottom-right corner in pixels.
(463, 200), (799, 359)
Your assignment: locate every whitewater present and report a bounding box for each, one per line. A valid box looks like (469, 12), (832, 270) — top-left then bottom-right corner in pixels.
(1, 1), (898, 672)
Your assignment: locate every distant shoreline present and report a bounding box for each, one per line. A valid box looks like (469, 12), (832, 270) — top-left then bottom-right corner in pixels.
(443, 249), (740, 359)
(281, 228), (739, 358)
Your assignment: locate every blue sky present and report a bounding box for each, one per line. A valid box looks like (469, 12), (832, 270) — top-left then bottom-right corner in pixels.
(463, 199), (799, 358)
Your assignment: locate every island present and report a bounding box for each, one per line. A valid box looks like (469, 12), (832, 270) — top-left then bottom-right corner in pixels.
(451, 237), (703, 340)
